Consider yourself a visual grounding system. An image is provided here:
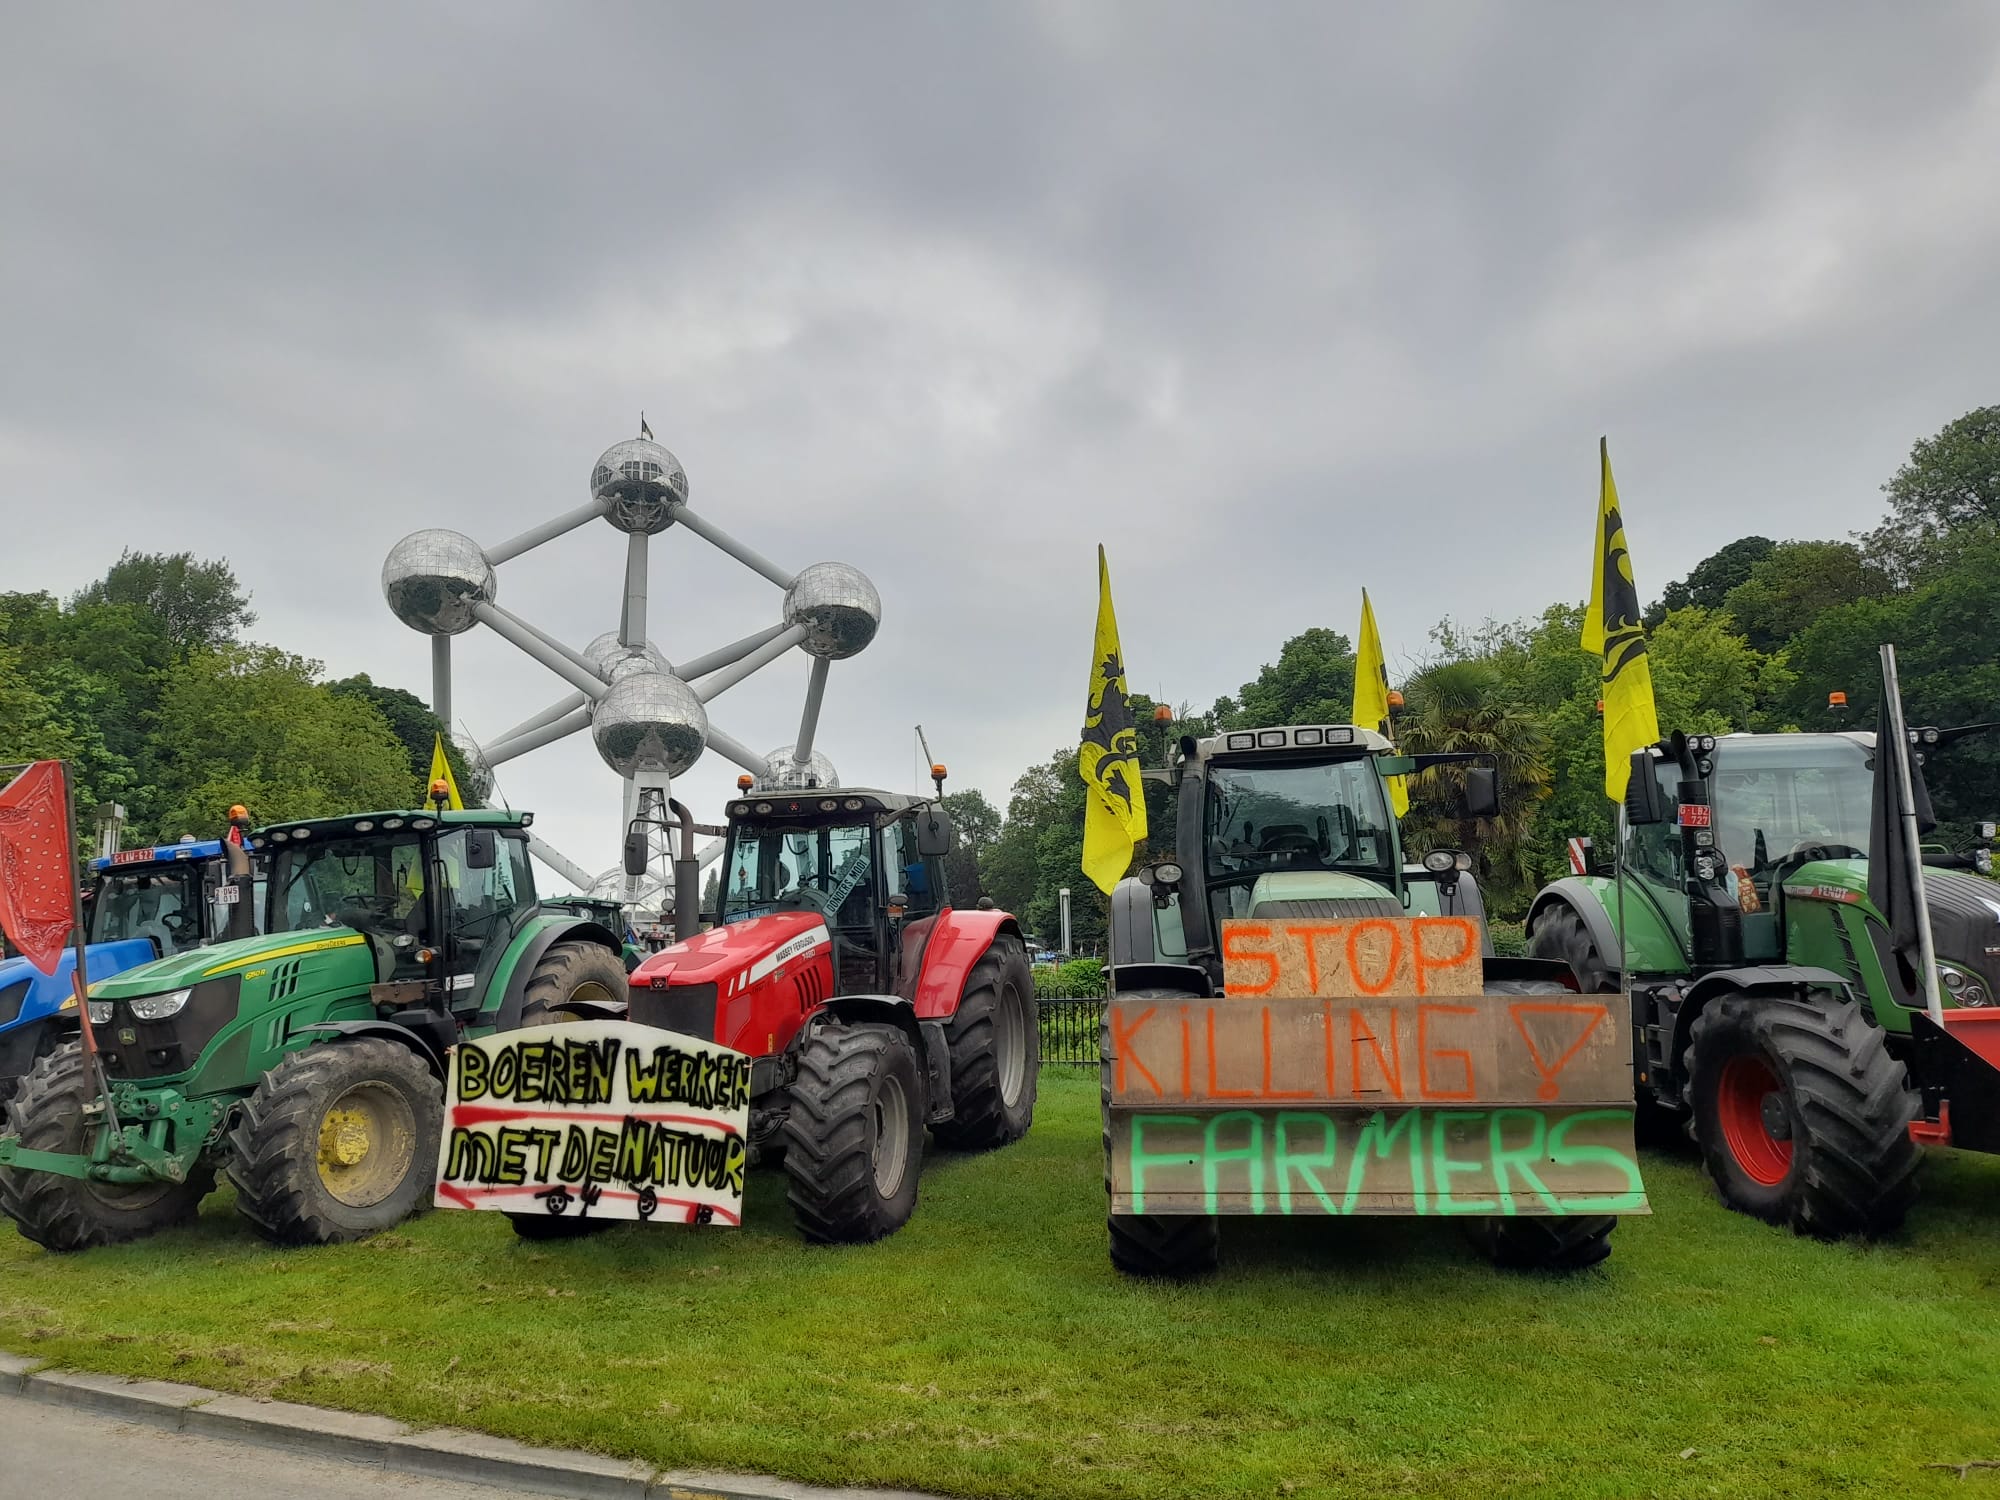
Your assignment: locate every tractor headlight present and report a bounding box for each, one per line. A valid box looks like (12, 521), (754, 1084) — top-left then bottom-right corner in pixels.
(128, 988), (192, 1022)
(86, 1000), (114, 1025)
(1938, 964), (1991, 1008)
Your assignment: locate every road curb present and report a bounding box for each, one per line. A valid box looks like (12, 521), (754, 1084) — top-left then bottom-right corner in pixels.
(8, 1359), (940, 1499)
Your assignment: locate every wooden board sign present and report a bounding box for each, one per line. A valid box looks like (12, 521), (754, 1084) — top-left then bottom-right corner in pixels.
(435, 1020), (751, 1227)
(1104, 917), (1646, 1218)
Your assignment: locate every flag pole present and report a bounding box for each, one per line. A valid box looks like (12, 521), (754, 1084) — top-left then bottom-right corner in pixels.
(59, 760), (124, 1139)
(1881, 645), (1944, 1027)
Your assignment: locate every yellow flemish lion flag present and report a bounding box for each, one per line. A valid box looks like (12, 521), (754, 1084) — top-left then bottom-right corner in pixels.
(1079, 545), (1147, 894)
(428, 733), (465, 811)
(1351, 589), (1409, 817)
(1581, 438), (1659, 801)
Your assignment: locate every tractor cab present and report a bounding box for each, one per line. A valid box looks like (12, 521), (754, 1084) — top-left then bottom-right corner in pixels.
(716, 788), (952, 995)
(1112, 724), (1500, 991)
(86, 838), (264, 956)
(261, 809), (541, 1011)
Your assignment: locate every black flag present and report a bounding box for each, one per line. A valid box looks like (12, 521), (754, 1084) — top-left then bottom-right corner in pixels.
(1868, 679), (1935, 991)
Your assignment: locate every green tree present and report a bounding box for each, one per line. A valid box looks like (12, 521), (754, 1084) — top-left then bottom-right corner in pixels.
(1213, 628), (1355, 730)
(72, 550), (254, 656)
(1721, 540), (1893, 652)
(149, 646), (415, 838)
(1866, 405), (2000, 582)
(939, 788), (1001, 905)
(1649, 536), (1775, 625)
(330, 673), (492, 806)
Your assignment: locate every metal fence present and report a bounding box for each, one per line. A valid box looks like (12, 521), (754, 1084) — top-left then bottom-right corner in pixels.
(1036, 998), (1104, 1067)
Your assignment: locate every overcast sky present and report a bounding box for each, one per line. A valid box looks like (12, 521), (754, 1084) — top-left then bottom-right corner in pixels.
(5, 4), (1999, 884)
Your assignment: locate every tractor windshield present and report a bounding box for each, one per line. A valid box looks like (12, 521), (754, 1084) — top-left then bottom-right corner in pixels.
(87, 865), (207, 953)
(268, 834), (429, 941)
(1711, 735), (1874, 899)
(721, 819), (876, 929)
(1203, 755), (1397, 896)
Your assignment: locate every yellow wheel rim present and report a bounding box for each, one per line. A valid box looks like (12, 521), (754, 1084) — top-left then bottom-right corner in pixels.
(315, 1082), (417, 1208)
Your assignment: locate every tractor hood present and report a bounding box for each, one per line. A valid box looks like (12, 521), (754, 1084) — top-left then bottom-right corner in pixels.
(1784, 859), (2000, 1003)
(630, 911), (829, 989)
(1245, 870), (1402, 919)
(89, 928), (371, 999)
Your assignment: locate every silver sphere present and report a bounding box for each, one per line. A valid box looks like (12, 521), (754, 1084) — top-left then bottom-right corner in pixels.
(756, 745), (839, 791)
(583, 631), (672, 681)
(783, 562), (881, 660)
(590, 439), (688, 535)
(381, 529), (496, 636)
(589, 671), (708, 777)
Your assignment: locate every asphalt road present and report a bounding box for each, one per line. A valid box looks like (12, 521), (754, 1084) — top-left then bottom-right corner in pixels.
(0, 1391), (543, 1499)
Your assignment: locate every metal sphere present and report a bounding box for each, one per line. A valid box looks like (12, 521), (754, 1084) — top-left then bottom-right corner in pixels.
(381, 529), (496, 636)
(588, 671), (709, 778)
(583, 631), (672, 681)
(756, 745), (840, 792)
(590, 439), (688, 535)
(783, 562), (881, 660)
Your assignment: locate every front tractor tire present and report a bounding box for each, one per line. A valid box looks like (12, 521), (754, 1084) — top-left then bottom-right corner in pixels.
(1098, 1004), (1218, 1278)
(1462, 1215), (1615, 1272)
(228, 1039), (443, 1246)
(931, 934), (1038, 1151)
(1686, 990), (1920, 1238)
(783, 1021), (924, 1243)
(0, 1045), (214, 1252)
(1526, 904), (1614, 995)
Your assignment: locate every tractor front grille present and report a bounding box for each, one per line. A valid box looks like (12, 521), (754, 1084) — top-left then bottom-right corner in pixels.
(1252, 897), (1404, 920)
(98, 974), (243, 1080)
(628, 980), (718, 1042)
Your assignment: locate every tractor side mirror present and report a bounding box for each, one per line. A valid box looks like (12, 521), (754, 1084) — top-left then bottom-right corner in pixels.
(465, 827), (497, 870)
(916, 809), (954, 857)
(1624, 751), (1667, 825)
(623, 821), (649, 878)
(1461, 767), (1500, 820)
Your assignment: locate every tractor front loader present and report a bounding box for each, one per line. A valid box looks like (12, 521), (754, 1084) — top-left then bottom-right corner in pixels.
(1103, 724), (1646, 1278)
(0, 806), (626, 1251)
(1526, 648), (2000, 1237)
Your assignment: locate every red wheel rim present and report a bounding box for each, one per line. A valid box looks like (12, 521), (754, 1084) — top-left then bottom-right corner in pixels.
(1717, 1055), (1792, 1186)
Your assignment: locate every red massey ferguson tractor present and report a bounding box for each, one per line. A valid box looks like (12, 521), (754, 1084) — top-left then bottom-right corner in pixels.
(625, 780), (1037, 1243)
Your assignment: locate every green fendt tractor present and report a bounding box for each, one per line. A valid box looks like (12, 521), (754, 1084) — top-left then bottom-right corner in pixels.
(0, 806), (626, 1251)
(1106, 724), (1642, 1276)
(1526, 701), (2000, 1237)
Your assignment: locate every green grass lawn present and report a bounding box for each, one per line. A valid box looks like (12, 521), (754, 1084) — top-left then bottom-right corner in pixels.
(5, 1069), (2000, 1499)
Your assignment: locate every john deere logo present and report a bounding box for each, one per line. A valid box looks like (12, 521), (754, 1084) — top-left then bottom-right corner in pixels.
(118, 1027), (137, 1046)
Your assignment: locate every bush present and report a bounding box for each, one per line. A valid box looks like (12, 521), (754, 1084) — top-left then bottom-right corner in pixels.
(1487, 920), (1526, 958)
(1033, 958), (1106, 999)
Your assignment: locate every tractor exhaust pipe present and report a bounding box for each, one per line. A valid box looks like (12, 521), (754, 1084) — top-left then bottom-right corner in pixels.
(223, 804), (256, 942)
(667, 798), (700, 943)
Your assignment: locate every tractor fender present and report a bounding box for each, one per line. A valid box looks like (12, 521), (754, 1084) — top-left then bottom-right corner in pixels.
(910, 908), (1022, 1020)
(1526, 879), (1624, 978)
(291, 1016), (455, 1079)
(807, 993), (950, 1124)
(490, 920), (623, 1032)
(1664, 965), (1854, 1088)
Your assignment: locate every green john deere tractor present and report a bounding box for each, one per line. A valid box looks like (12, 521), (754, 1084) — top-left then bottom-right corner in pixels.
(1527, 690), (2000, 1237)
(0, 806), (627, 1251)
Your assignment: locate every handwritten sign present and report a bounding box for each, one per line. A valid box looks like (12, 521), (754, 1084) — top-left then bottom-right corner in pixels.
(1105, 918), (1646, 1218)
(435, 1020), (751, 1227)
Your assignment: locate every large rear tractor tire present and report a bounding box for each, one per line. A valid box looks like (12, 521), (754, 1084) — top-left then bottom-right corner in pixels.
(504, 952), (630, 1242)
(1462, 1215), (1616, 1272)
(520, 941), (630, 1022)
(931, 934), (1038, 1151)
(782, 1022), (923, 1243)
(1526, 903), (1615, 995)
(228, 1039), (442, 1246)
(1686, 990), (1919, 1238)
(0, 1045), (213, 1251)
(1099, 1004), (1219, 1278)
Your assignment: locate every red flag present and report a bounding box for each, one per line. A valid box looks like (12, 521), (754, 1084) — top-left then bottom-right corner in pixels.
(0, 761), (77, 975)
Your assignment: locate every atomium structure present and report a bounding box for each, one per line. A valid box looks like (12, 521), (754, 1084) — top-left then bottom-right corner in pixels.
(381, 425), (879, 907)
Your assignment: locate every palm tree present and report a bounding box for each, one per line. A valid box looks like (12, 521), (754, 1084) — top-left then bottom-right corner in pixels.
(1396, 658), (1552, 909)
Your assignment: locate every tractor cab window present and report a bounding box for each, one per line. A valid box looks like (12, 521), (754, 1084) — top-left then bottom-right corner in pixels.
(89, 866), (206, 955)
(432, 829), (535, 985)
(882, 817), (941, 914)
(1200, 756), (1395, 932)
(269, 834), (429, 980)
(1710, 738), (1873, 898)
(721, 818), (883, 992)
